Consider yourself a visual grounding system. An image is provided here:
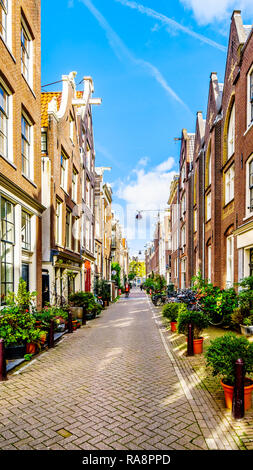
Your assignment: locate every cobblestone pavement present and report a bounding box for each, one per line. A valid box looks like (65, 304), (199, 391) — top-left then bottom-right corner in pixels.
(0, 290), (245, 450)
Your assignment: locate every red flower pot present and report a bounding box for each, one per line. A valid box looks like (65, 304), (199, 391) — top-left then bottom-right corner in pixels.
(186, 337), (204, 354)
(171, 322), (177, 332)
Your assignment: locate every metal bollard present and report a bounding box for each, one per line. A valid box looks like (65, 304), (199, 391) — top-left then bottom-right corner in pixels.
(232, 358), (245, 419)
(82, 307), (86, 326)
(0, 339), (7, 381)
(187, 323), (194, 356)
(48, 319), (55, 348)
(67, 311), (73, 334)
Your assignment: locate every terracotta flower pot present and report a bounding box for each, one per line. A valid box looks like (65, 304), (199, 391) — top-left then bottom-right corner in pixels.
(171, 322), (177, 332)
(26, 343), (37, 355)
(72, 320), (78, 331)
(221, 379), (253, 410)
(186, 337), (204, 354)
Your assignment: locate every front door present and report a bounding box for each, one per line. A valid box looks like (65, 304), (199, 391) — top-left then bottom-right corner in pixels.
(42, 272), (50, 307)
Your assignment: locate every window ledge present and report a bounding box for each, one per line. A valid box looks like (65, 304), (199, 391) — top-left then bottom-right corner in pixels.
(223, 198), (234, 209)
(22, 173), (37, 188)
(60, 186), (69, 196)
(21, 73), (36, 99)
(0, 154), (17, 170)
(244, 121), (253, 137)
(0, 35), (16, 63)
(243, 213), (253, 222)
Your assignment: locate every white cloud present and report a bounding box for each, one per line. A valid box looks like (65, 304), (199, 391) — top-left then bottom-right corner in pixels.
(115, 0), (227, 51)
(180, 0), (253, 24)
(116, 158), (176, 209)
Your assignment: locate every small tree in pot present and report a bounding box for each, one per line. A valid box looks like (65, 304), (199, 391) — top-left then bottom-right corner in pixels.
(162, 303), (186, 332)
(177, 308), (209, 354)
(205, 333), (253, 410)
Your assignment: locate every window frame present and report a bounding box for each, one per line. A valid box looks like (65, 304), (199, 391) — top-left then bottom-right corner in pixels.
(227, 102), (235, 159)
(55, 200), (62, 246)
(206, 192), (211, 221)
(225, 165), (235, 205)
(21, 19), (32, 85)
(65, 208), (72, 250)
(60, 152), (68, 192)
(21, 114), (31, 178)
(226, 234), (234, 287)
(21, 210), (31, 251)
(0, 0), (8, 44)
(0, 196), (14, 304)
(0, 82), (9, 160)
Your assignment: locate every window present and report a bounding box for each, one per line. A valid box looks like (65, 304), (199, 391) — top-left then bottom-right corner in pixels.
(181, 258), (186, 289)
(206, 192), (211, 221)
(86, 142), (91, 171)
(55, 200), (62, 245)
(73, 217), (79, 253)
(227, 103), (235, 159)
(181, 225), (186, 252)
(250, 71), (253, 124)
(225, 166), (234, 205)
(65, 209), (72, 249)
(86, 178), (91, 208)
(207, 245), (212, 283)
(41, 132), (47, 153)
(246, 156), (253, 216)
(249, 160), (253, 212)
(21, 21), (32, 84)
(72, 168), (78, 203)
(226, 235), (234, 287)
(181, 162), (185, 187)
(1, 197), (14, 303)
(69, 114), (74, 142)
(194, 209), (197, 233)
(60, 152), (68, 191)
(21, 210), (31, 251)
(181, 193), (186, 218)
(21, 115), (31, 178)
(0, 0), (8, 43)
(0, 83), (8, 159)
(208, 153), (212, 186)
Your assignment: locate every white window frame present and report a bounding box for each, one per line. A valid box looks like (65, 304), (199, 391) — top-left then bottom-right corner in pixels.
(246, 155), (253, 217)
(194, 209), (197, 233)
(208, 153), (212, 186)
(206, 192), (211, 221)
(65, 209), (72, 250)
(55, 200), (62, 246)
(227, 103), (235, 159)
(21, 17), (33, 87)
(0, 0), (11, 49)
(60, 152), (68, 192)
(225, 165), (234, 205)
(181, 257), (186, 289)
(69, 114), (74, 143)
(226, 235), (234, 287)
(207, 245), (212, 283)
(21, 113), (34, 180)
(0, 82), (9, 160)
(72, 168), (78, 203)
(247, 66), (253, 129)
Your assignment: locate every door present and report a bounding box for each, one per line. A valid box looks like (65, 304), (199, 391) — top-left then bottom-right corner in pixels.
(22, 263), (29, 292)
(42, 272), (50, 307)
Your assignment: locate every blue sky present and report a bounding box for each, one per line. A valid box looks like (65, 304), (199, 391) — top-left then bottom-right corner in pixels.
(41, 0), (253, 257)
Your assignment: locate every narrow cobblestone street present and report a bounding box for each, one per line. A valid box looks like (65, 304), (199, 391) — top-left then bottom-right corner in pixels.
(0, 290), (244, 450)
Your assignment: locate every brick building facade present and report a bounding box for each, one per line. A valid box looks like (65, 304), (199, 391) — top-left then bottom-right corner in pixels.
(169, 11), (253, 290)
(0, 0), (44, 306)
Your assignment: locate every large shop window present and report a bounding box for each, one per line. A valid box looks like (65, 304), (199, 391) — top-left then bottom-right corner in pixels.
(0, 196), (14, 304)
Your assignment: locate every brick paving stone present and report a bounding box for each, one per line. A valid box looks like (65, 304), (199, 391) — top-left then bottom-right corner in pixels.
(0, 290), (247, 450)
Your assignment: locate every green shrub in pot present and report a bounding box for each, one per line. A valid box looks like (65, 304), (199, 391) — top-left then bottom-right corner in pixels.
(162, 303), (186, 322)
(177, 308), (209, 339)
(205, 332), (253, 386)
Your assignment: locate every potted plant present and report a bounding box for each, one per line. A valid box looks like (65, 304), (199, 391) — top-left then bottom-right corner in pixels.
(162, 303), (182, 332)
(177, 307), (209, 354)
(240, 314), (253, 337)
(26, 328), (47, 355)
(205, 333), (253, 410)
(0, 306), (36, 359)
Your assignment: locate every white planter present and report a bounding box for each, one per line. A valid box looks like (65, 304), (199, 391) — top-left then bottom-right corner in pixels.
(240, 324), (253, 337)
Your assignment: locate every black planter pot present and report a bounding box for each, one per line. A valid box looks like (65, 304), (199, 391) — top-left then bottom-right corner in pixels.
(5, 344), (26, 360)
